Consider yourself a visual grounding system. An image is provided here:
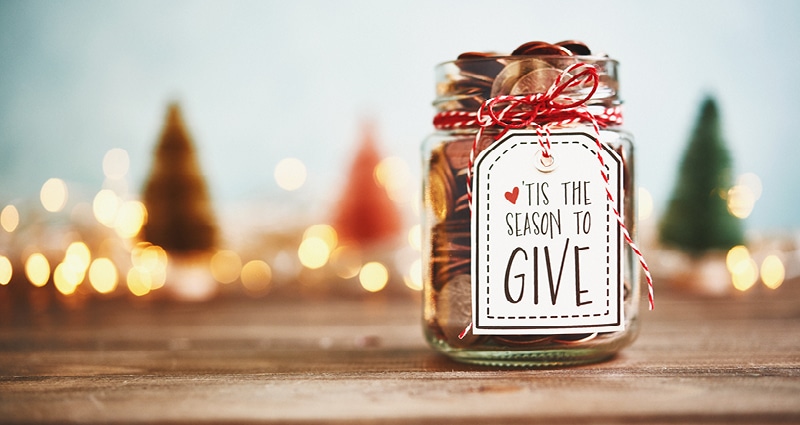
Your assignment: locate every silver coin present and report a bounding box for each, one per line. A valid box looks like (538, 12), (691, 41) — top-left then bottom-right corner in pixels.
(436, 273), (478, 347)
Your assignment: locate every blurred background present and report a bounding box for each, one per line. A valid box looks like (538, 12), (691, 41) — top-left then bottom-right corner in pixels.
(1, 0), (798, 309)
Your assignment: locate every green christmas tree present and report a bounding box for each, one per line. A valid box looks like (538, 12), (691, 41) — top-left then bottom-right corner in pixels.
(141, 103), (218, 253)
(659, 96), (744, 255)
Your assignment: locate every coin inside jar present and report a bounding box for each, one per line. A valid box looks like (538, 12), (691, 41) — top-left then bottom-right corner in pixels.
(555, 40), (591, 56)
(491, 58), (553, 97)
(510, 67), (570, 96)
(511, 41), (572, 57)
(436, 274), (478, 347)
(427, 146), (454, 222)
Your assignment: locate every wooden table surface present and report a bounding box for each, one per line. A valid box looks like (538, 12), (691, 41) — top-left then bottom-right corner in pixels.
(1, 283), (799, 424)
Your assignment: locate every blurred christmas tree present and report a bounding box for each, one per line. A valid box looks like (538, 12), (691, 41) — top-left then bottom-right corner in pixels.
(659, 96), (744, 255)
(141, 103), (218, 253)
(331, 121), (402, 247)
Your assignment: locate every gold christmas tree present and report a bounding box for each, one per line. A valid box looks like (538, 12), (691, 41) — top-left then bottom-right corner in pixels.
(141, 103), (218, 253)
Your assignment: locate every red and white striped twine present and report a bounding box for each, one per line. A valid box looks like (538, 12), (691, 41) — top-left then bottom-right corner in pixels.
(435, 63), (654, 323)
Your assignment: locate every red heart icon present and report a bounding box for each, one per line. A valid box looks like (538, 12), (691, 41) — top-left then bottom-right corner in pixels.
(505, 186), (519, 204)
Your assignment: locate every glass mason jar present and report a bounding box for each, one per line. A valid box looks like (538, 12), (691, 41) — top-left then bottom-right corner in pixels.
(422, 53), (640, 367)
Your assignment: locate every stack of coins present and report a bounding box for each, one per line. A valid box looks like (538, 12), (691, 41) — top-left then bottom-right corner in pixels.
(434, 40), (619, 114)
(426, 41), (632, 351)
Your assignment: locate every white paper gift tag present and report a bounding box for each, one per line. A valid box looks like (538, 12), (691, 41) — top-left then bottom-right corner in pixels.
(471, 129), (624, 335)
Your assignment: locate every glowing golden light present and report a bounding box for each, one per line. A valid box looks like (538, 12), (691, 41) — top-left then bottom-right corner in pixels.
(0, 255), (12, 285)
(737, 172), (762, 200)
(114, 200), (147, 238)
(89, 258), (118, 294)
(726, 245), (750, 271)
(132, 243), (168, 270)
(274, 157), (307, 191)
(761, 255), (785, 290)
(404, 258), (423, 291)
(65, 242), (91, 271)
(54, 243), (88, 295)
(103, 148), (130, 180)
(359, 261), (388, 292)
(375, 156), (411, 202)
(298, 237), (330, 269)
(408, 224), (421, 251)
(53, 262), (82, 295)
(40, 178), (68, 212)
(304, 224), (338, 251)
(329, 245), (362, 279)
(1, 205), (19, 232)
(726, 245), (757, 291)
(726, 185), (756, 219)
(25, 253), (50, 287)
(731, 258), (758, 292)
(93, 189), (121, 226)
(127, 267), (152, 296)
(638, 187), (654, 221)
(130, 243), (167, 291)
(240, 260), (272, 295)
(54, 242), (91, 295)
(209, 250), (242, 284)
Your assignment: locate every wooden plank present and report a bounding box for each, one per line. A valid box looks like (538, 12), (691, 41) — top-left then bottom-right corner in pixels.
(0, 286), (798, 424)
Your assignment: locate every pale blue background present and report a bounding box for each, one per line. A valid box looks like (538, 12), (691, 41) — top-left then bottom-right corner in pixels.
(1, 0), (798, 231)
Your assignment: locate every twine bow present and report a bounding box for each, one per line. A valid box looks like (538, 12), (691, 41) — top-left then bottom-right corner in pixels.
(475, 62), (600, 144)
(433, 63), (653, 339)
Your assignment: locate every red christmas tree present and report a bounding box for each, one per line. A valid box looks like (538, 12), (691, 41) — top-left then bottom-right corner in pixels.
(331, 122), (402, 247)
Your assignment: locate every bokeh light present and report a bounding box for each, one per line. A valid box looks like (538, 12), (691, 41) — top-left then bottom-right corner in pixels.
(114, 200), (147, 238)
(726, 245), (750, 271)
(731, 258), (758, 292)
(404, 258), (422, 291)
(407, 224), (421, 251)
(303, 224), (338, 251)
(374, 156), (412, 203)
(89, 258), (118, 294)
(726, 245), (758, 292)
(737, 172), (763, 200)
(40, 178), (68, 213)
(103, 148), (130, 180)
(1, 205), (19, 232)
(127, 267), (152, 297)
(726, 185), (757, 219)
(359, 261), (388, 292)
(329, 245), (362, 279)
(638, 187), (654, 221)
(209, 250), (242, 284)
(93, 189), (122, 227)
(53, 242), (91, 295)
(53, 262), (82, 295)
(274, 157), (307, 191)
(64, 242), (91, 272)
(240, 260), (272, 295)
(761, 254), (785, 290)
(130, 242), (167, 292)
(298, 237), (330, 269)
(25, 253), (50, 287)
(0, 256), (12, 285)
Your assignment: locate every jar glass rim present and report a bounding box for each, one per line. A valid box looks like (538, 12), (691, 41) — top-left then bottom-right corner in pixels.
(437, 55), (619, 69)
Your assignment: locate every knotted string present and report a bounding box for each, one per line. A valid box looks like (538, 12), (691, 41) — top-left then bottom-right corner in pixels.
(433, 63), (653, 339)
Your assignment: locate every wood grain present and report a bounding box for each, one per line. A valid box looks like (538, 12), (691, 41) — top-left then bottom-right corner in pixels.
(1, 284), (798, 424)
